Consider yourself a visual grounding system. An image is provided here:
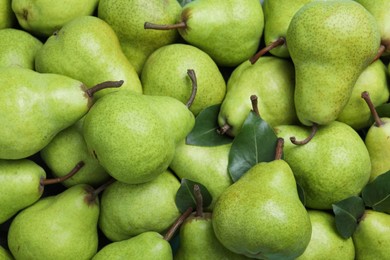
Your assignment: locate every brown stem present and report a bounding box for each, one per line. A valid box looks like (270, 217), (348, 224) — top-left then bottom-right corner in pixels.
(85, 177), (116, 204)
(217, 123), (231, 135)
(250, 95), (260, 116)
(144, 21), (187, 30)
(274, 138), (284, 160)
(290, 123), (318, 145)
(194, 184), (203, 217)
(85, 80), (124, 98)
(249, 37), (286, 64)
(361, 91), (384, 127)
(41, 161), (84, 186)
(186, 69), (197, 108)
(163, 207), (193, 241)
(372, 44), (386, 63)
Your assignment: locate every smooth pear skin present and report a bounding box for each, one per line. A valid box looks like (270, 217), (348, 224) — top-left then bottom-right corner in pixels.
(352, 210), (390, 260)
(178, 0), (264, 67)
(275, 121), (371, 209)
(92, 232), (173, 260)
(98, 0), (181, 74)
(0, 246), (14, 260)
(0, 28), (42, 69)
(212, 160), (312, 259)
(287, 0), (380, 126)
(296, 210), (355, 260)
(8, 184), (100, 260)
(35, 16), (142, 99)
(0, 159), (46, 224)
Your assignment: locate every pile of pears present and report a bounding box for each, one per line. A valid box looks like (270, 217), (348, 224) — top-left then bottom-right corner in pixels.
(1, 0), (390, 259)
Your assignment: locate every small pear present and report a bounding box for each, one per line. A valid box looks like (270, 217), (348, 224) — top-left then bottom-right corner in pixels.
(0, 0), (15, 29)
(352, 210), (390, 259)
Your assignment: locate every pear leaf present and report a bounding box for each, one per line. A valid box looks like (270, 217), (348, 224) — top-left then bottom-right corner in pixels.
(175, 179), (212, 213)
(376, 103), (390, 118)
(186, 104), (233, 146)
(228, 111), (279, 182)
(362, 170), (390, 214)
(332, 196), (365, 239)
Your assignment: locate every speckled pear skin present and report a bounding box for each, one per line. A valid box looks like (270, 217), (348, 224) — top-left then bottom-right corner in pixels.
(286, 0), (380, 126)
(263, 0), (313, 58)
(178, 0), (264, 67)
(0, 67), (91, 159)
(92, 231), (173, 260)
(296, 210), (355, 260)
(274, 121), (371, 209)
(98, 0), (181, 74)
(355, 0), (390, 56)
(352, 210), (390, 260)
(212, 160), (312, 260)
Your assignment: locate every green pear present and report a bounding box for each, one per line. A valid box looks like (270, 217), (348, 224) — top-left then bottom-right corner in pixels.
(8, 184), (100, 260)
(262, 0), (313, 58)
(0, 246), (14, 260)
(274, 121), (371, 209)
(0, 28), (42, 70)
(12, 0), (99, 37)
(352, 210), (390, 260)
(169, 141), (233, 210)
(212, 147), (312, 259)
(337, 59), (390, 130)
(142, 43), (227, 116)
(98, 0), (181, 74)
(93, 231), (173, 260)
(83, 90), (194, 184)
(40, 117), (111, 188)
(218, 56), (297, 137)
(98, 170), (181, 241)
(355, 0), (390, 56)
(296, 210), (355, 260)
(35, 15), (142, 99)
(144, 0), (264, 67)
(0, 0), (15, 29)
(0, 67), (115, 159)
(286, 0), (380, 126)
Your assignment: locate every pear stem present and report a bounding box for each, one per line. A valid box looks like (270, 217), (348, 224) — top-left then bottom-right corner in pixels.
(372, 44), (386, 63)
(163, 207), (193, 241)
(249, 37), (286, 64)
(186, 69), (198, 108)
(250, 94), (260, 116)
(85, 80), (124, 98)
(41, 161), (84, 186)
(194, 184), (203, 217)
(144, 21), (187, 30)
(274, 138), (284, 160)
(290, 123), (318, 145)
(84, 177), (116, 205)
(217, 123), (231, 135)
(361, 91), (384, 127)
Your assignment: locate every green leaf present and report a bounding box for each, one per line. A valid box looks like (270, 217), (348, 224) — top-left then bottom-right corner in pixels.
(186, 104), (233, 147)
(228, 111), (279, 182)
(362, 170), (390, 214)
(376, 103), (390, 118)
(332, 196), (365, 239)
(175, 179), (213, 213)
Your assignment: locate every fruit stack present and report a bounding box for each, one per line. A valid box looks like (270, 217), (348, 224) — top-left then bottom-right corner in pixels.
(1, 0), (390, 259)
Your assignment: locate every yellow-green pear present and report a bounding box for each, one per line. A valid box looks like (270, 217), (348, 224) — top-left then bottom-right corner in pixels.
(0, 246), (13, 260)
(286, 0), (380, 126)
(0, 0), (15, 29)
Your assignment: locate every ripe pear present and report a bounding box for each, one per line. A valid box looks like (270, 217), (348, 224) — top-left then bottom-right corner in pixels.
(142, 43), (227, 116)
(286, 0), (381, 126)
(212, 143), (312, 259)
(12, 0), (99, 37)
(274, 121), (371, 209)
(144, 0), (264, 67)
(296, 210), (355, 260)
(218, 56), (297, 137)
(93, 231), (173, 260)
(35, 15), (142, 99)
(98, 170), (181, 241)
(83, 90), (194, 184)
(98, 0), (181, 74)
(0, 28), (42, 69)
(8, 184), (100, 260)
(0, 0), (15, 29)
(337, 59), (389, 130)
(352, 210), (390, 259)
(0, 246), (13, 260)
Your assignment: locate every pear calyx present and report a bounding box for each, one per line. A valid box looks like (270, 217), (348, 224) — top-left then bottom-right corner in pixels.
(163, 207), (193, 241)
(361, 91), (384, 127)
(40, 161), (85, 188)
(249, 37), (286, 64)
(217, 123), (231, 135)
(144, 21), (186, 31)
(290, 123), (318, 145)
(186, 69), (198, 108)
